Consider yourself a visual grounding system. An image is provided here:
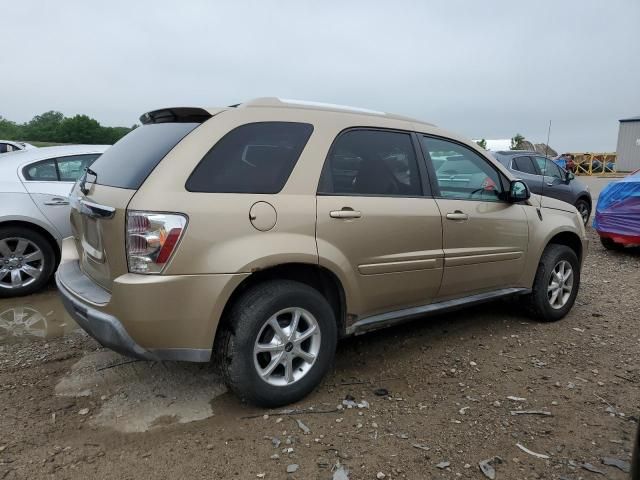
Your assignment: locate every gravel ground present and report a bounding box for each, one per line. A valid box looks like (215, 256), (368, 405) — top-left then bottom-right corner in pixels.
(0, 228), (638, 480)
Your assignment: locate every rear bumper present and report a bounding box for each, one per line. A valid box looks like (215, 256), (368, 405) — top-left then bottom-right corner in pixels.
(56, 263), (160, 361)
(55, 243), (248, 362)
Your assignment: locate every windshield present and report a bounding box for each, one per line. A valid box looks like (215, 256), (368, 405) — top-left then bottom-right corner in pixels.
(88, 122), (199, 189)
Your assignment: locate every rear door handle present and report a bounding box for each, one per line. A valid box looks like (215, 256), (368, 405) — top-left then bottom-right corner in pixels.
(330, 208), (362, 219)
(44, 197), (70, 206)
(445, 211), (468, 221)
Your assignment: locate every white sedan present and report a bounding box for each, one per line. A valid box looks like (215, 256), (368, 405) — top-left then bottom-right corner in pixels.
(0, 144), (109, 297)
(0, 140), (37, 154)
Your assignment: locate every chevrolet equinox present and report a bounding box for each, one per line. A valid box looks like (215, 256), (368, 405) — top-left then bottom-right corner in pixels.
(56, 98), (588, 406)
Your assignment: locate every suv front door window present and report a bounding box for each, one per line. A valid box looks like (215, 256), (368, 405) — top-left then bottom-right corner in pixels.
(316, 128), (443, 316)
(421, 137), (529, 297)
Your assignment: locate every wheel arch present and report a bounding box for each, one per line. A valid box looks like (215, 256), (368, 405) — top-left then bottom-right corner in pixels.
(217, 262), (348, 339)
(576, 194), (592, 208)
(0, 219), (61, 268)
(546, 230), (583, 263)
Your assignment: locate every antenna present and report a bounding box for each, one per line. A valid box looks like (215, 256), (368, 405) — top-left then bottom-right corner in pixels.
(544, 120), (552, 159)
(538, 120), (552, 214)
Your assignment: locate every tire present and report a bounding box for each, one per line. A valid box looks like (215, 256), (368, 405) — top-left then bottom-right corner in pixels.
(600, 236), (624, 251)
(217, 280), (337, 407)
(574, 198), (591, 226)
(0, 226), (56, 298)
(522, 244), (580, 322)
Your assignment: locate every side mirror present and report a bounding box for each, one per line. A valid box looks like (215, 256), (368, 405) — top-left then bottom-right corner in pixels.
(509, 180), (530, 203)
(566, 171), (575, 183)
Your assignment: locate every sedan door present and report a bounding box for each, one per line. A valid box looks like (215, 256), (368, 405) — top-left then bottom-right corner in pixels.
(21, 154), (100, 238)
(316, 129), (444, 319)
(421, 136), (529, 299)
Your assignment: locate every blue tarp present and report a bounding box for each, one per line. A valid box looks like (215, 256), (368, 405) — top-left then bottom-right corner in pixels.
(593, 171), (640, 238)
(554, 158), (567, 169)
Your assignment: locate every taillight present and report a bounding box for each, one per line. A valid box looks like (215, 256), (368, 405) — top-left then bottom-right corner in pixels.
(126, 211), (187, 274)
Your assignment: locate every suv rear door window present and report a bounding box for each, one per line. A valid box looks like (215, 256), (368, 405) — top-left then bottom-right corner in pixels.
(318, 129), (422, 196)
(186, 122), (313, 194)
(88, 123), (199, 189)
(512, 156), (538, 175)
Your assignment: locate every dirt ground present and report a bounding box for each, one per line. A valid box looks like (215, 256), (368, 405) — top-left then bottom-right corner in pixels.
(0, 227), (638, 480)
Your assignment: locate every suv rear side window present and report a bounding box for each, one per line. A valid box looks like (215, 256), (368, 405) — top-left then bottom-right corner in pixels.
(186, 122), (313, 194)
(318, 129), (422, 196)
(88, 123), (199, 189)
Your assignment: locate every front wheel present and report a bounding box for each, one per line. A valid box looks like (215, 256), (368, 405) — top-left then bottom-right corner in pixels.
(522, 244), (580, 322)
(217, 280), (337, 407)
(574, 199), (591, 226)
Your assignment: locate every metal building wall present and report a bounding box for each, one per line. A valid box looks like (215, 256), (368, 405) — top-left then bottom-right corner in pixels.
(616, 120), (640, 172)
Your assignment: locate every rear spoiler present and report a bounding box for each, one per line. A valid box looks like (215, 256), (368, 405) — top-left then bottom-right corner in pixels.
(139, 107), (213, 125)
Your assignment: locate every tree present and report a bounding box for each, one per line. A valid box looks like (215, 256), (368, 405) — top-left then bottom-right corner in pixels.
(475, 138), (487, 149)
(0, 116), (20, 139)
(0, 112), (134, 144)
(510, 133), (526, 150)
(22, 111), (64, 141)
(58, 115), (103, 144)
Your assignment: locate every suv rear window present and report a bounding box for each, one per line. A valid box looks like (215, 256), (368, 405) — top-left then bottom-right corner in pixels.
(186, 122), (313, 194)
(88, 123), (199, 189)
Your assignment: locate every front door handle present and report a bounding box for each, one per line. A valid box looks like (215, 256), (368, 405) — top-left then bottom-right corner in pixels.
(330, 208), (362, 219)
(546, 182), (554, 187)
(446, 211), (468, 221)
(44, 197), (70, 206)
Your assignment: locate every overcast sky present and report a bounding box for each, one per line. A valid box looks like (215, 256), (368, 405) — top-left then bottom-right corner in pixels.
(2, 0), (639, 152)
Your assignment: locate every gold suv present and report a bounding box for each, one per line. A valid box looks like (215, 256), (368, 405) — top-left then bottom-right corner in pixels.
(56, 98), (587, 406)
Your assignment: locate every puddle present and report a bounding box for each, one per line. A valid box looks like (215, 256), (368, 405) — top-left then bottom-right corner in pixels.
(56, 351), (227, 432)
(0, 286), (78, 344)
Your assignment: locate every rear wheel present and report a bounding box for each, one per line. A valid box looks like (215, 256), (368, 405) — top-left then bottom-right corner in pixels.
(522, 244), (580, 322)
(217, 280), (337, 407)
(0, 226), (55, 297)
(600, 236), (624, 251)
(574, 198), (591, 226)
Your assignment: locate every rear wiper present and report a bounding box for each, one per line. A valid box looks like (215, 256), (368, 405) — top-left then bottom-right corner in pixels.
(79, 168), (98, 195)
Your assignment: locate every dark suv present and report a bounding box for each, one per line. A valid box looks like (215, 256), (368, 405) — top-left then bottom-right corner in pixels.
(492, 151), (592, 225)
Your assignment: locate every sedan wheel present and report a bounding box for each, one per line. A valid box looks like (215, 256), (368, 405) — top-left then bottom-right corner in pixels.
(0, 237), (45, 290)
(0, 227), (55, 298)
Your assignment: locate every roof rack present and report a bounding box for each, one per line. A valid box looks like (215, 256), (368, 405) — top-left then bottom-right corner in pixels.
(238, 97), (431, 124)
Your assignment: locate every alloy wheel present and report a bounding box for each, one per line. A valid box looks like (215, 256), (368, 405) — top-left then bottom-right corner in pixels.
(547, 260), (574, 309)
(0, 237), (45, 290)
(576, 202), (589, 225)
(253, 307), (321, 386)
